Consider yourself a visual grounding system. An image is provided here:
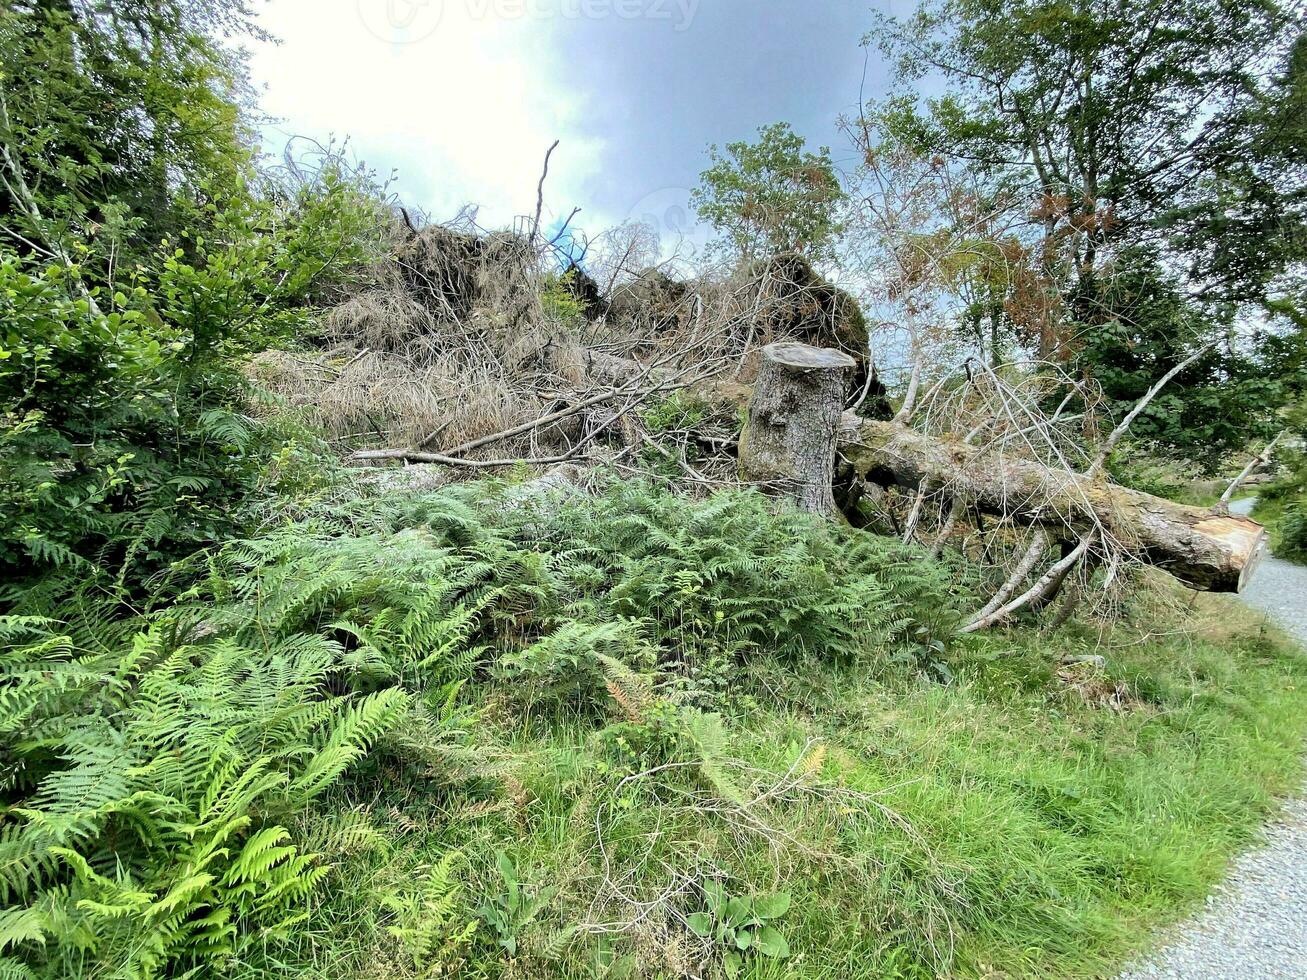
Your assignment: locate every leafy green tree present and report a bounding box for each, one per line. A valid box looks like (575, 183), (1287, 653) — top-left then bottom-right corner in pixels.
(869, 0), (1304, 462)
(1164, 27), (1307, 315)
(0, 0), (261, 280)
(691, 122), (845, 263)
(0, 1), (392, 596)
(0, 172), (386, 591)
(869, 0), (1299, 346)
(1081, 248), (1284, 469)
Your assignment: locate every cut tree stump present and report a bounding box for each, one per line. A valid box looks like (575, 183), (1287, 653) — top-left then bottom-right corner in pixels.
(736, 342), (1267, 593)
(738, 341), (856, 518)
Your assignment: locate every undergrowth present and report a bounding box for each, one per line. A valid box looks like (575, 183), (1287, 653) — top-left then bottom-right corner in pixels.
(1254, 447), (1307, 562)
(2, 480), (1304, 979)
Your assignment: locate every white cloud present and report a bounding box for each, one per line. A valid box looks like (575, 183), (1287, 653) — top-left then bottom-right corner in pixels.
(247, 0), (606, 228)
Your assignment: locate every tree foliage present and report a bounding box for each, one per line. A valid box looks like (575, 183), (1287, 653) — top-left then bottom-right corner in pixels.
(0, 1), (392, 597)
(1082, 248), (1285, 467)
(0, 0), (262, 275)
(866, 0), (1306, 463)
(1165, 26), (1307, 313)
(691, 122), (845, 264)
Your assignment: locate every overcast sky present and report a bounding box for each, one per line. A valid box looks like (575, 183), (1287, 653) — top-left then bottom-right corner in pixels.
(247, 0), (892, 250)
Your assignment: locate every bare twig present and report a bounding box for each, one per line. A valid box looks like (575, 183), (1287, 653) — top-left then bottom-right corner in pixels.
(902, 487), (928, 544)
(420, 385), (627, 454)
(1086, 343), (1214, 477)
(530, 139), (561, 245)
(1216, 430), (1285, 513)
(928, 496), (965, 558)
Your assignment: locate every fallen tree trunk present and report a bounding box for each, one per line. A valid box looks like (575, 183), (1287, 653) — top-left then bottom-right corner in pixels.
(736, 342), (1267, 593)
(838, 417), (1266, 593)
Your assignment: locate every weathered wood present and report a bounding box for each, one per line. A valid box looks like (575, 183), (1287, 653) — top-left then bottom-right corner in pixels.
(839, 417), (1267, 593)
(1215, 431), (1284, 514)
(738, 342), (856, 517)
(734, 342), (1266, 592)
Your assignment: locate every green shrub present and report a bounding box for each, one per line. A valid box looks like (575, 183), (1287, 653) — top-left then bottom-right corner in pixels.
(0, 479), (958, 976)
(519, 481), (960, 691)
(1279, 499), (1307, 559)
(4, 477), (1305, 978)
(188, 480), (958, 708)
(1255, 445), (1307, 559)
(641, 391), (710, 433)
(0, 171), (385, 599)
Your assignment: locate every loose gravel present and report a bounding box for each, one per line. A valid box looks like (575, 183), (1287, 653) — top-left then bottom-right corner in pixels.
(1118, 498), (1307, 980)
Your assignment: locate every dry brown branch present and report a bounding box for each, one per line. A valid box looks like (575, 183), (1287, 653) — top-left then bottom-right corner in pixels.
(424, 385), (628, 455)
(350, 447), (590, 469)
(961, 532), (1097, 633)
(1216, 431), (1285, 513)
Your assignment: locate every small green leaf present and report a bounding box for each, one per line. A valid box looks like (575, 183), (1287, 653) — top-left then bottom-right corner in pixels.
(752, 892), (790, 919)
(724, 895), (752, 926)
(496, 850), (516, 883)
(704, 879), (726, 915)
(686, 912), (713, 937)
(724, 950), (742, 978)
(754, 925), (789, 958)
(734, 927), (753, 951)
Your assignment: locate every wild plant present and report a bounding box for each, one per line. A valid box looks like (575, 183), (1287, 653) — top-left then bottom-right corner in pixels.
(0, 617), (407, 977)
(686, 880), (792, 977)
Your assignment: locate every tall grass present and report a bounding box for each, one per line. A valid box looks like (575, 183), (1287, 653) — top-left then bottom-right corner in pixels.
(3, 479), (1304, 978)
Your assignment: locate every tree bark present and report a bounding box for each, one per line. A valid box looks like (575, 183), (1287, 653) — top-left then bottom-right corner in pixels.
(738, 342), (856, 518)
(733, 342), (1266, 592)
(839, 417), (1267, 593)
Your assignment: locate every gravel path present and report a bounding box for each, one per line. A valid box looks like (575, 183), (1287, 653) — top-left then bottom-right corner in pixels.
(1119, 498), (1307, 980)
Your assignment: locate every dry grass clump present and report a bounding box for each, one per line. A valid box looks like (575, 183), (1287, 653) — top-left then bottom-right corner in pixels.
(271, 216), (592, 459)
(259, 208), (877, 478)
(251, 348), (547, 456)
(321, 290), (437, 356)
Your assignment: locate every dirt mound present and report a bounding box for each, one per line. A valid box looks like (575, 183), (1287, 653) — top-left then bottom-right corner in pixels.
(607, 267), (693, 332)
(740, 253), (868, 361)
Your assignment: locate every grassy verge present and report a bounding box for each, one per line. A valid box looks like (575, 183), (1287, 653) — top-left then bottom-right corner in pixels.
(1253, 494), (1289, 548)
(5, 481), (1305, 979)
(1252, 492), (1307, 562)
(271, 603), (1303, 980)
